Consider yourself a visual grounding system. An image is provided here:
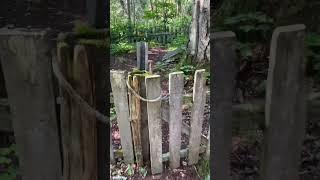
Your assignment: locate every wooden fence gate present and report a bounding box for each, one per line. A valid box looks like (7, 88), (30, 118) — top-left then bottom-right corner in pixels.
(110, 69), (209, 174)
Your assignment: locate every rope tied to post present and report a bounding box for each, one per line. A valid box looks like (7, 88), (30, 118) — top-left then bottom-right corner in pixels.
(51, 55), (110, 124)
(126, 75), (170, 102)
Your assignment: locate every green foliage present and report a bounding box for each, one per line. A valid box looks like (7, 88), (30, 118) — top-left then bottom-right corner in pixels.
(179, 65), (195, 77)
(73, 21), (106, 39)
(111, 0), (192, 46)
(238, 42), (255, 60)
(110, 107), (117, 121)
(196, 157), (210, 179)
(125, 164), (134, 176)
(217, 12), (274, 42)
(167, 35), (188, 50)
(78, 39), (108, 48)
(0, 144), (18, 180)
(111, 42), (135, 55)
(143, 2), (177, 23)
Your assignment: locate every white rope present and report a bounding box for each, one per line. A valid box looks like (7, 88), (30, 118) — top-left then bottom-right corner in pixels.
(126, 75), (166, 102)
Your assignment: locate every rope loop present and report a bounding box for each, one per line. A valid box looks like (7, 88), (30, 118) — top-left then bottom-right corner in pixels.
(126, 75), (169, 102)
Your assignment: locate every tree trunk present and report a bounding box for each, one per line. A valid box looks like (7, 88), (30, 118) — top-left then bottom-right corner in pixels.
(188, 0), (210, 65)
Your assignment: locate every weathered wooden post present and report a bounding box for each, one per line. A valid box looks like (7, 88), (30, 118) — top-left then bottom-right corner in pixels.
(110, 71), (134, 164)
(136, 75), (150, 163)
(168, 72), (184, 169)
(261, 24), (306, 180)
(57, 44), (99, 180)
(128, 75), (143, 166)
(137, 42), (149, 71)
(188, 69), (206, 165)
(0, 29), (62, 180)
(145, 75), (162, 174)
(211, 31), (238, 180)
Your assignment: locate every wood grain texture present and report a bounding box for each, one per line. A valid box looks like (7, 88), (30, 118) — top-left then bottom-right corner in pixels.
(136, 42), (148, 71)
(137, 76), (150, 163)
(261, 24), (306, 180)
(110, 71), (134, 164)
(0, 29), (62, 180)
(188, 69), (206, 165)
(58, 44), (98, 180)
(130, 76), (143, 165)
(168, 72), (184, 169)
(145, 75), (163, 174)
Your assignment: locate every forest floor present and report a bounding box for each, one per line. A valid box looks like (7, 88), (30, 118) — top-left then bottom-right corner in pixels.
(110, 46), (320, 180)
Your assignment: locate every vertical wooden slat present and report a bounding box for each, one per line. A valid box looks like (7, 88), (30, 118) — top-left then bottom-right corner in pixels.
(72, 45), (97, 180)
(261, 24), (306, 180)
(211, 31), (237, 180)
(0, 29), (62, 180)
(145, 75), (163, 174)
(168, 72), (184, 169)
(137, 75), (150, 163)
(110, 71), (134, 164)
(188, 69), (206, 165)
(129, 76), (143, 166)
(57, 43), (72, 180)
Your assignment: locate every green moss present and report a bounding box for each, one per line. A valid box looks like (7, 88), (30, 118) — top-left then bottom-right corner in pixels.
(73, 20), (107, 39)
(77, 39), (108, 49)
(129, 69), (152, 76)
(196, 157), (210, 179)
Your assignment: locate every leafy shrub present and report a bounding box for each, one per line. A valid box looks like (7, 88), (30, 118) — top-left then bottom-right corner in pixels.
(167, 34), (188, 50)
(221, 12), (274, 42)
(111, 42), (135, 55)
(0, 144), (18, 180)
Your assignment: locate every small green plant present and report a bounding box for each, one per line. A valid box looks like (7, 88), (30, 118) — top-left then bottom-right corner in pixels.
(110, 107), (117, 121)
(0, 144), (18, 180)
(73, 21), (102, 38)
(196, 157), (210, 179)
(111, 42), (135, 55)
(178, 64), (196, 80)
(167, 35), (188, 50)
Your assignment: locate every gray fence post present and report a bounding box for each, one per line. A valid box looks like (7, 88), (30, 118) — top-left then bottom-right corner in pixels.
(136, 42), (149, 71)
(211, 31), (238, 180)
(261, 24), (306, 180)
(0, 29), (62, 180)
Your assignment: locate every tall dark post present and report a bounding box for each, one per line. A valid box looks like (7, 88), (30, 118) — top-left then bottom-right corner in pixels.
(86, 0), (107, 28)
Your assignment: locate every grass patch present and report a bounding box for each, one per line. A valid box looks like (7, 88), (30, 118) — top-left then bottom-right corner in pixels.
(195, 157), (210, 179)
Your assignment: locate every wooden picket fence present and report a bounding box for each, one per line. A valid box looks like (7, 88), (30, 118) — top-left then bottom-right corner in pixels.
(110, 69), (209, 174)
(0, 23), (309, 180)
